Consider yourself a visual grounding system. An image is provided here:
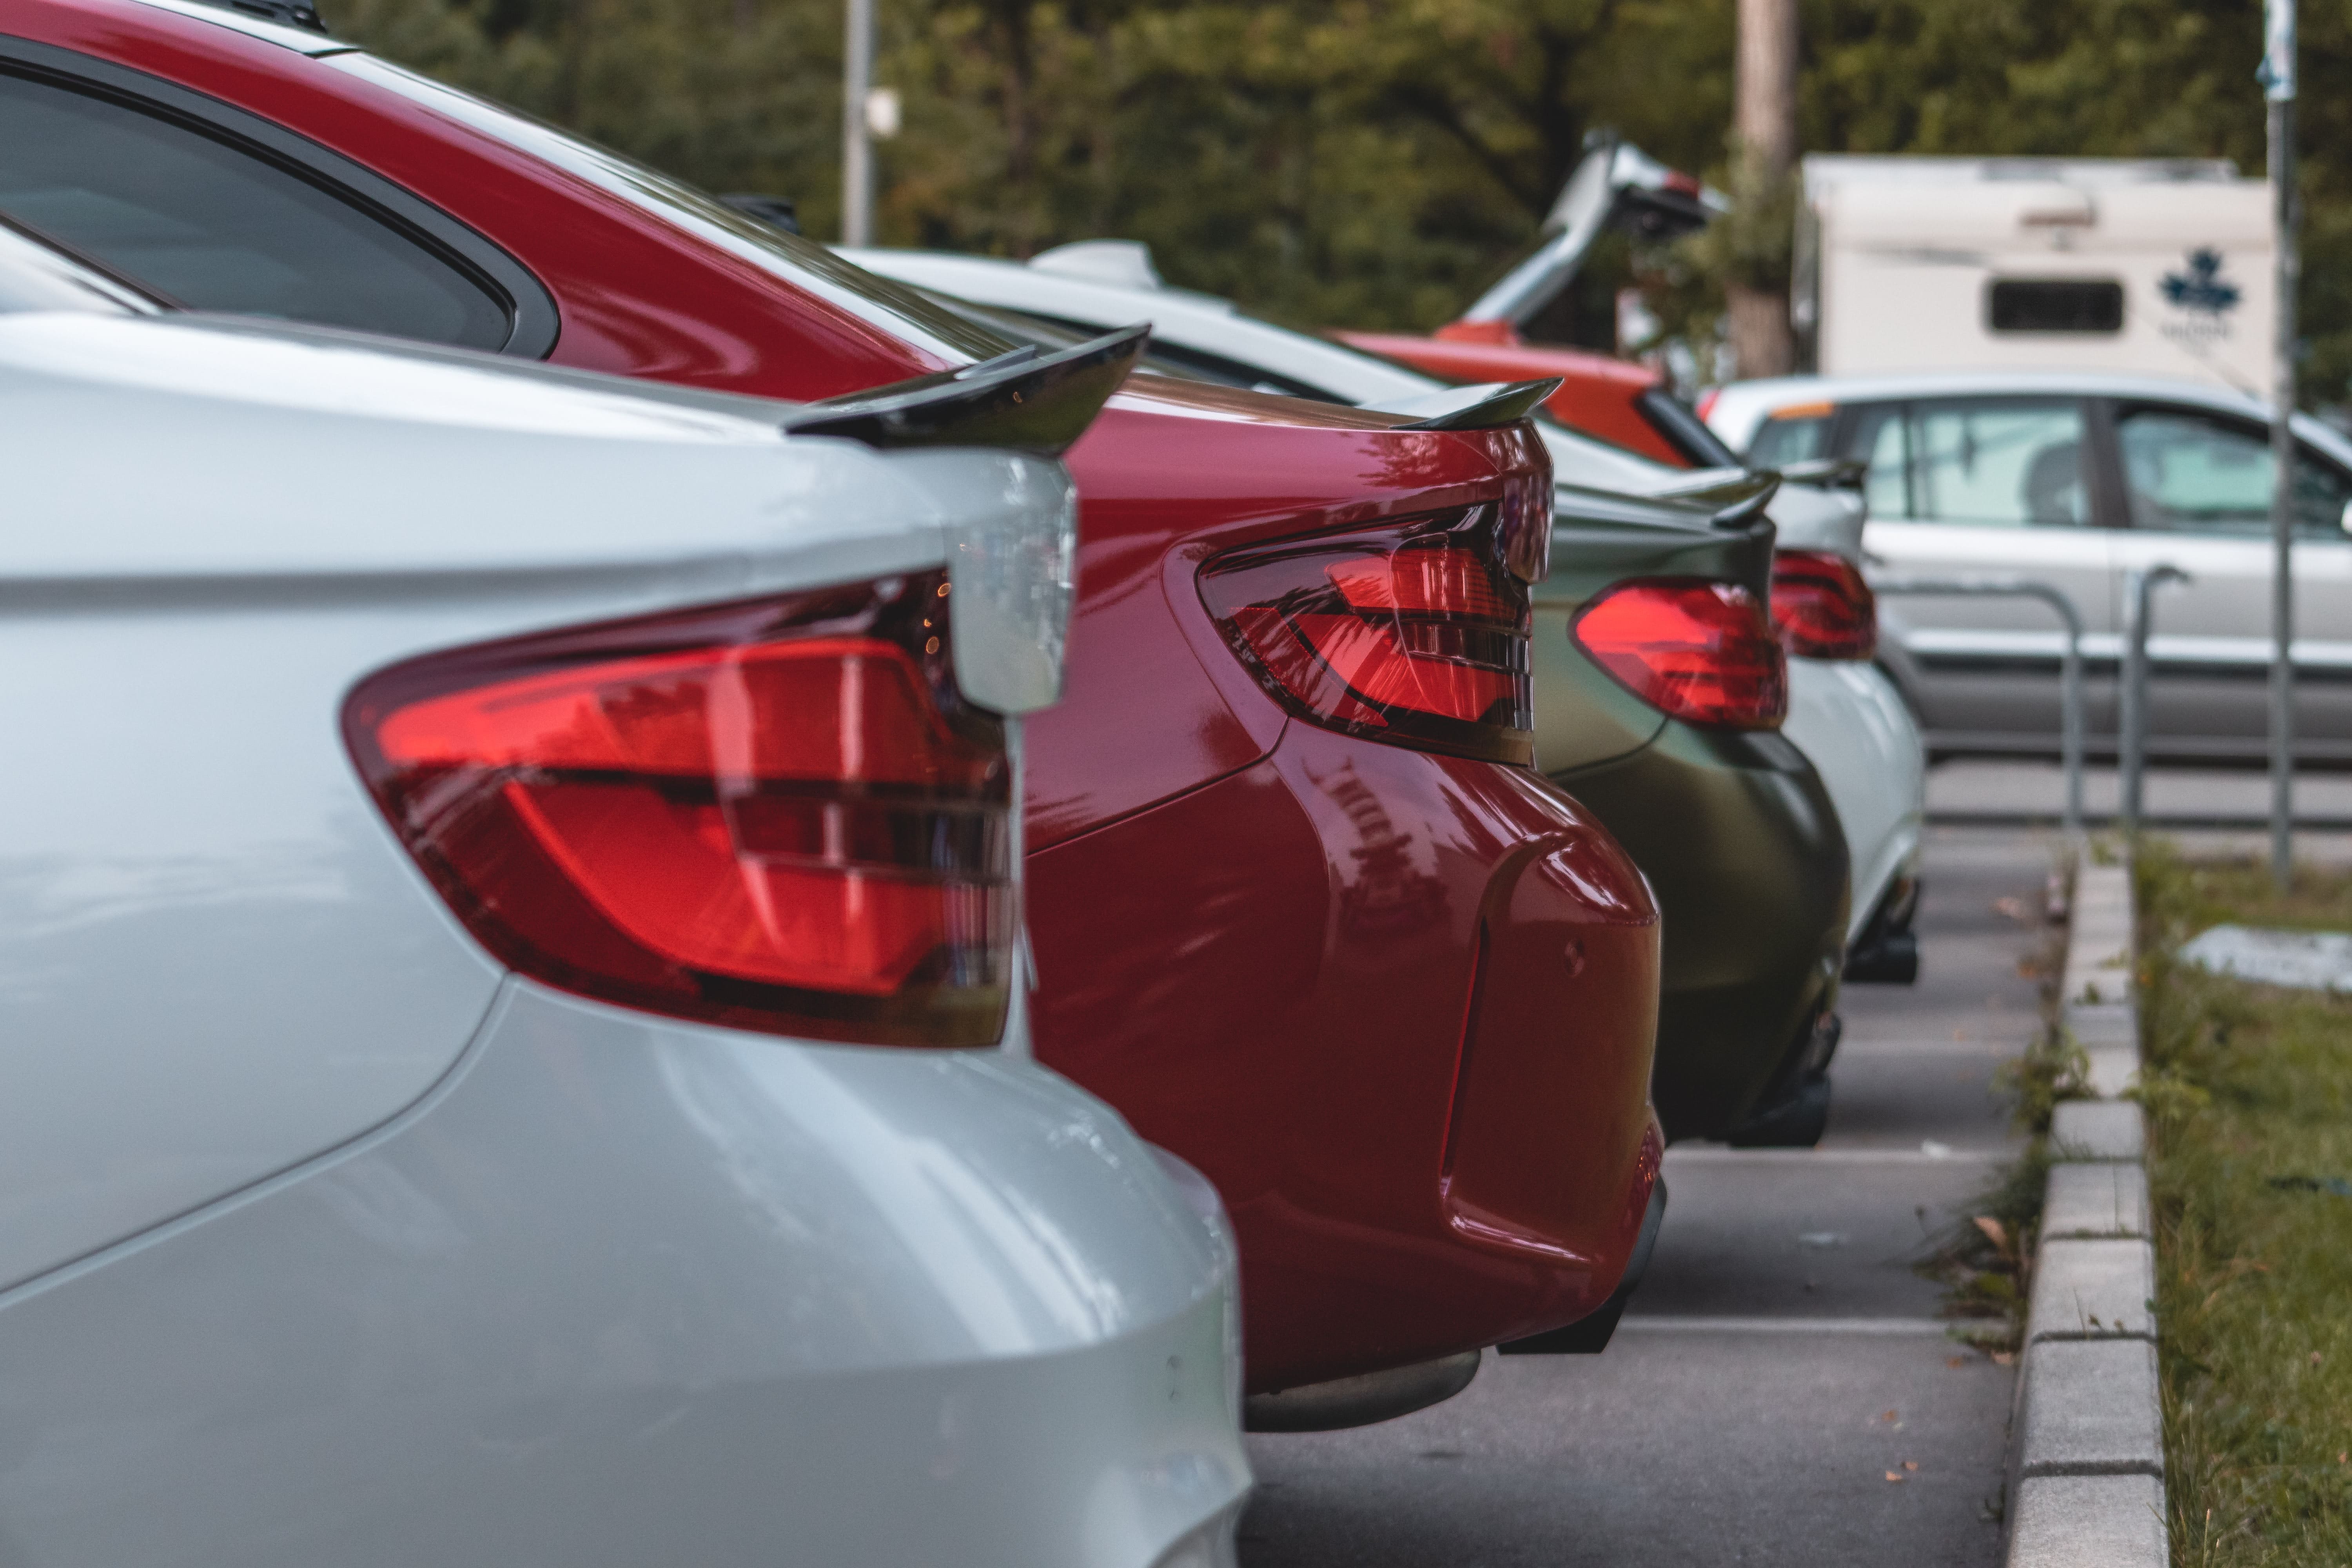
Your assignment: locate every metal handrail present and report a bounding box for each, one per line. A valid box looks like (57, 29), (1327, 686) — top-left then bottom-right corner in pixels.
(1870, 575), (2089, 848)
(2119, 565), (2192, 834)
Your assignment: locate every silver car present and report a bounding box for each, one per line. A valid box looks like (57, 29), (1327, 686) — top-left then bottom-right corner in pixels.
(1708, 370), (2352, 764)
(0, 228), (1249, 1568)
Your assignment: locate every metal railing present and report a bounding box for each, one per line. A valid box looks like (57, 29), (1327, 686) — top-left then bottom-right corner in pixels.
(2118, 565), (2191, 833)
(1872, 568), (2194, 842)
(1870, 576), (2087, 848)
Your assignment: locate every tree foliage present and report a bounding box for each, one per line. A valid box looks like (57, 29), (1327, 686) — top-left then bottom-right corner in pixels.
(330, 0), (2352, 401)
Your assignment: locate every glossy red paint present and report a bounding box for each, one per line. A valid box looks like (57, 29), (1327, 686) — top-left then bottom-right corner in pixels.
(13, 0), (1664, 1389)
(1338, 325), (1693, 468)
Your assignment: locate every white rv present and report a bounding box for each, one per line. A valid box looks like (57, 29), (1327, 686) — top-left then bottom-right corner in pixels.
(1794, 156), (2274, 394)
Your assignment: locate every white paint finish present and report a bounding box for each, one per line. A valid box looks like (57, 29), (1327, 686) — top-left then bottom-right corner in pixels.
(2180, 922), (2352, 990)
(2009, 1473), (2168, 1568)
(1615, 1315), (1953, 1335)
(0, 310), (1078, 1292)
(1785, 657), (1925, 940)
(0, 984), (1250, 1567)
(1802, 155), (2271, 392)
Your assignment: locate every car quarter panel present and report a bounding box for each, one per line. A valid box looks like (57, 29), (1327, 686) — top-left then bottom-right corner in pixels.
(0, 983), (1250, 1568)
(1028, 727), (1660, 1390)
(0, 314), (1044, 1293)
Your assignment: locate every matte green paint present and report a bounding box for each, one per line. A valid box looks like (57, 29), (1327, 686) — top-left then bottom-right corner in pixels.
(1536, 486), (1850, 1141)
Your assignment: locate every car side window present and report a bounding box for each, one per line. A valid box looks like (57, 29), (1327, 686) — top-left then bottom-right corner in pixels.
(2113, 404), (2351, 540)
(1745, 408), (1831, 469)
(1843, 398), (2089, 527)
(0, 68), (512, 350)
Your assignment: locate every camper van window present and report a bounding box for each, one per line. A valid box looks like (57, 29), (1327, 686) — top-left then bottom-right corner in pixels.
(1845, 399), (2091, 528)
(1986, 279), (2125, 335)
(2115, 406), (2352, 539)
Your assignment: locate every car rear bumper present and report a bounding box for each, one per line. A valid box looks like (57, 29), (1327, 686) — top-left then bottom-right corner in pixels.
(0, 984), (1249, 1568)
(1029, 726), (1662, 1392)
(1552, 724), (1850, 1142)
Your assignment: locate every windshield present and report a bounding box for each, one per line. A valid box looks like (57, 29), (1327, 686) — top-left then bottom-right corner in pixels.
(328, 55), (1018, 367)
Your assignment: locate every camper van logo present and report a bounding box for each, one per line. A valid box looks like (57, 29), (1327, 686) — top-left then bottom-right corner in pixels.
(2161, 250), (2242, 317)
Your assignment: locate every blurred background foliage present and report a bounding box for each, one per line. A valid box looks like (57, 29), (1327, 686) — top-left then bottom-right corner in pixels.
(330, 0), (2352, 403)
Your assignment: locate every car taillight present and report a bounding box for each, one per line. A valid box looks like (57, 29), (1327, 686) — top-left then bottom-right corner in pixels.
(1198, 506), (1535, 766)
(1770, 550), (1878, 660)
(344, 572), (1013, 1047)
(1572, 579), (1788, 730)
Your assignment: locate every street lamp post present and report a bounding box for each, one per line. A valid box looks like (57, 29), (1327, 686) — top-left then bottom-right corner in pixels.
(2263, 0), (2298, 887)
(842, 0), (875, 246)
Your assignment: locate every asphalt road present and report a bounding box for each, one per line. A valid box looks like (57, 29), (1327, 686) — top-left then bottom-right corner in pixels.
(1238, 825), (2049, 1568)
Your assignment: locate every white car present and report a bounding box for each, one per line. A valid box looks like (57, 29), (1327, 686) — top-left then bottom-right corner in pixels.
(0, 230), (1249, 1568)
(1707, 369), (2352, 765)
(845, 243), (1926, 961)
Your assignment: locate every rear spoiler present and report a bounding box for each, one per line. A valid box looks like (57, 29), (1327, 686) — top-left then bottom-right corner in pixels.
(1655, 470), (1781, 530)
(1771, 456), (1868, 491)
(783, 324), (1149, 456)
(1363, 377), (1564, 431)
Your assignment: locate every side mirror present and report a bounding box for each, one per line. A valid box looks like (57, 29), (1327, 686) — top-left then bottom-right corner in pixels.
(2340, 496), (2352, 535)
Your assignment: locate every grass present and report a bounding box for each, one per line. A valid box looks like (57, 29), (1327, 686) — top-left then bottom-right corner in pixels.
(2137, 842), (2352, 1567)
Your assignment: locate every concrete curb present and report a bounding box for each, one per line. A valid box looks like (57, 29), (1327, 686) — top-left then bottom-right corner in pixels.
(2006, 855), (2168, 1568)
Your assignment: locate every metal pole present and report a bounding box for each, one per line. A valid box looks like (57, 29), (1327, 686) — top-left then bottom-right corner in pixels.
(2120, 565), (2190, 836)
(2265, 0), (2298, 885)
(841, 0), (875, 246)
(1869, 576), (2086, 849)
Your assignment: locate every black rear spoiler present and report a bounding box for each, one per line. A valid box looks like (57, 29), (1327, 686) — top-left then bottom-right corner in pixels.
(1771, 456), (1869, 491)
(783, 324), (1149, 456)
(1656, 470), (1781, 530)
(1365, 377), (1563, 431)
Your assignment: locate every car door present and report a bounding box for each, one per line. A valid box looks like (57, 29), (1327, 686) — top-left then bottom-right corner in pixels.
(2103, 400), (2352, 761)
(1837, 396), (2118, 748)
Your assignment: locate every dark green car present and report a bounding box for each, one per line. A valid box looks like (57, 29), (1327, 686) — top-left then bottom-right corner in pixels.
(1538, 481), (1849, 1146)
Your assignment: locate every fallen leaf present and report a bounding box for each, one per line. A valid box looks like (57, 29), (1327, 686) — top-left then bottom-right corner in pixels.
(1884, 1471), (1906, 1484)
(1991, 1352), (2016, 1367)
(1903, 1461), (1919, 1472)
(1947, 1356), (1968, 1369)
(2310, 1351), (2324, 1367)
(1881, 1410), (1899, 1423)
(1994, 897), (2028, 921)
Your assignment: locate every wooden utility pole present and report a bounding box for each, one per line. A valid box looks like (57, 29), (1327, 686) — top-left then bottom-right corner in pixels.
(1729, 0), (1798, 377)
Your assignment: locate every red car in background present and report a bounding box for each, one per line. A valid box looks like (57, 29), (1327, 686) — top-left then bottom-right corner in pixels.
(0, 0), (1666, 1411)
(1343, 135), (1736, 471)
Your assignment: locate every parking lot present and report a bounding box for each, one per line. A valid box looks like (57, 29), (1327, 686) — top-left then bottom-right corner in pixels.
(1240, 820), (2047, 1567)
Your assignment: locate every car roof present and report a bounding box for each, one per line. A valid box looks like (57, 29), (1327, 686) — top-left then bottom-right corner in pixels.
(1705, 368), (2352, 466)
(843, 247), (1699, 495)
(842, 247), (1446, 403)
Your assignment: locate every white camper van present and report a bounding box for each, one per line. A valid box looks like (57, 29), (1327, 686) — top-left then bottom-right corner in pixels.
(1794, 156), (2273, 394)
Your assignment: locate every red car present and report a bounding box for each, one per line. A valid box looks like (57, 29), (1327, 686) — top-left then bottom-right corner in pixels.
(0, 0), (1665, 1407)
(1341, 136), (1736, 471)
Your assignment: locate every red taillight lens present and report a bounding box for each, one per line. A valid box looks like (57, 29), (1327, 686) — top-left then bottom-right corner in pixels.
(1770, 549), (1878, 660)
(1198, 507), (1535, 765)
(345, 573), (1013, 1046)
(1572, 578), (1788, 730)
